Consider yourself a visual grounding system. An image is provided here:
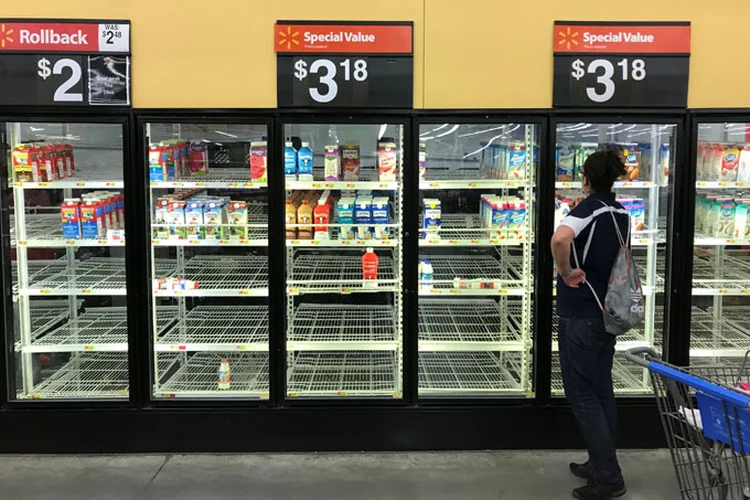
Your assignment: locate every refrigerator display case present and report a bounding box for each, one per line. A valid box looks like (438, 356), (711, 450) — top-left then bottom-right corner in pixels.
(2, 119), (129, 400)
(282, 119), (404, 398)
(689, 120), (750, 363)
(145, 120), (270, 399)
(551, 120), (677, 395)
(416, 121), (538, 397)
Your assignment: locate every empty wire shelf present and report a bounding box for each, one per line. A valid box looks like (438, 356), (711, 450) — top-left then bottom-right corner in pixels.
(418, 299), (525, 351)
(25, 300), (83, 339)
(418, 255), (525, 295)
(154, 255), (268, 296)
(287, 351), (399, 397)
(418, 352), (523, 394)
(692, 255), (750, 293)
(551, 353), (649, 395)
(287, 255), (397, 294)
(156, 352), (268, 398)
(418, 214), (527, 246)
(690, 307), (750, 357)
(23, 353), (129, 399)
(156, 306), (269, 351)
(288, 304), (397, 350)
(24, 306), (176, 353)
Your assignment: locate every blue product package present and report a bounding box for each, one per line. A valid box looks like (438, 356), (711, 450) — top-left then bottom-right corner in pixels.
(297, 142), (314, 180)
(422, 198), (441, 239)
(355, 196), (373, 240)
(371, 196), (390, 240)
(284, 142), (297, 177)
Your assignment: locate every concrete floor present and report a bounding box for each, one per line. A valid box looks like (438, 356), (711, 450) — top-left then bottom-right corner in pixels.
(0, 450), (678, 499)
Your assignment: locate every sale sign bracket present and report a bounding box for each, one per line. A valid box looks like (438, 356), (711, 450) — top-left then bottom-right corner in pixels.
(552, 21), (691, 108)
(275, 20), (413, 109)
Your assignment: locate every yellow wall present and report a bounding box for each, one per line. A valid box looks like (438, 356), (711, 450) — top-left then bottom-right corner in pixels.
(3, 0), (748, 108)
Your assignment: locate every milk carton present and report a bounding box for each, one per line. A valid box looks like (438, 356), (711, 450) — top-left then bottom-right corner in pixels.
(377, 140), (398, 181)
(185, 201), (206, 240)
(154, 198), (171, 239)
(630, 198), (645, 232)
(355, 196), (373, 240)
(337, 196), (356, 240)
(81, 198), (106, 239)
(168, 200), (187, 240)
(61, 199), (82, 239)
(556, 144), (575, 182)
(204, 200), (227, 240)
(284, 142), (297, 180)
(716, 198), (737, 238)
(228, 201), (248, 240)
(508, 201), (526, 239)
(738, 147), (750, 183)
(735, 199), (750, 239)
(419, 142), (426, 181)
(297, 142), (314, 181)
(341, 143), (360, 181)
(422, 198), (441, 240)
(555, 197), (572, 230)
(189, 141), (209, 176)
(324, 145), (341, 181)
(372, 196), (391, 240)
(507, 142), (526, 180)
(250, 141), (268, 183)
(721, 145), (740, 182)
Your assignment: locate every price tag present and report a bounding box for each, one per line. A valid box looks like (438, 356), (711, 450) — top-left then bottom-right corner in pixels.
(552, 22), (690, 108)
(276, 22), (413, 108)
(0, 19), (131, 106)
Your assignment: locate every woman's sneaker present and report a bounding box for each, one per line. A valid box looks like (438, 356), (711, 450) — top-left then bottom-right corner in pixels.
(572, 479), (627, 500)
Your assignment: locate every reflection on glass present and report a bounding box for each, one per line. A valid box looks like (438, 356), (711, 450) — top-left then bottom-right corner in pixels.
(147, 123), (270, 399)
(283, 123), (403, 398)
(690, 123), (750, 366)
(7, 121), (127, 399)
(552, 122), (676, 396)
(416, 123), (538, 397)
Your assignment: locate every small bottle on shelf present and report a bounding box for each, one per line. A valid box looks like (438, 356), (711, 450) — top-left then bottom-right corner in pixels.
(218, 359), (231, 390)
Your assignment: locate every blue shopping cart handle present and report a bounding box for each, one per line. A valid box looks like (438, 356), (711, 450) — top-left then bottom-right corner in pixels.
(648, 361), (750, 409)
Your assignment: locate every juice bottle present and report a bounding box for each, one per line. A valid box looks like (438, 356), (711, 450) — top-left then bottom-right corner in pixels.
(297, 199), (313, 239)
(362, 247), (378, 288)
(284, 142), (297, 179)
(297, 142), (314, 181)
(218, 359), (231, 390)
(314, 191), (331, 239)
(421, 259), (434, 292)
(285, 200), (298, 239)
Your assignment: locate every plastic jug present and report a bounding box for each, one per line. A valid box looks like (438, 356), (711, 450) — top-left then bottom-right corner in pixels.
(362, 247), (379, 288)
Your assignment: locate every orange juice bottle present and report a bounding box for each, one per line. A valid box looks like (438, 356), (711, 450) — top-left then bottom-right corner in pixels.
(285, 200), (297, 239)
(297, 199), (313, 239)
(314, 191), (331, 239)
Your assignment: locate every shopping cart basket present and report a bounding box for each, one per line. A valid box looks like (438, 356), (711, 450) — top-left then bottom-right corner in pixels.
(623, 347), (750, 499)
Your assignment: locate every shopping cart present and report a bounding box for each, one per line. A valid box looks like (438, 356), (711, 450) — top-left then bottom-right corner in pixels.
(623, 347), (750, 499)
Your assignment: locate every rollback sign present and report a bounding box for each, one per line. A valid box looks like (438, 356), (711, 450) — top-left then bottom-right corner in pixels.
(275, 21), (414, 108)
(553, 21), (691, 108)
(0, 19), (131, 106)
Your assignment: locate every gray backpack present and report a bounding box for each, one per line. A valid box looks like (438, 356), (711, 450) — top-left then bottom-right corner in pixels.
(572, 200), (645, 336)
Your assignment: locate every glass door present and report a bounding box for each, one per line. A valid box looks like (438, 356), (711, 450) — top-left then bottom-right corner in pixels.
(282, 120), (404, 398)
(4, 119), (128, 400)
(146, 121), (270, 399)
(417, 121), (538, 397)
(551, 121), (676, 395)
(691, 121), (750, 364)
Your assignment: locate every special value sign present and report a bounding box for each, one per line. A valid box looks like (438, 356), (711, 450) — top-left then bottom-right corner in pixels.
(0, 19), (131, 106)
(553, 21), (691, 108)
(275, 21), (413, 108)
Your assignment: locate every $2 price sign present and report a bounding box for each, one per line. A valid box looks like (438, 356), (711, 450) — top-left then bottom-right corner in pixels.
(37, 57), (84, 103)
(293, 58), (368, 104)
(570, 57), (646, 103)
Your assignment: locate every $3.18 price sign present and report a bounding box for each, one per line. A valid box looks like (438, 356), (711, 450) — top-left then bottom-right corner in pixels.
(277, 55), (412, 108)
(553, 55), (689, 108)
(293, 58), (369, 104)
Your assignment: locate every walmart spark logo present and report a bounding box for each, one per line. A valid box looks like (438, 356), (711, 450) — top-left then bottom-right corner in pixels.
(278, 26), (299, 50)
(0, 24), (14, 49)
(558, 26), (579, 50)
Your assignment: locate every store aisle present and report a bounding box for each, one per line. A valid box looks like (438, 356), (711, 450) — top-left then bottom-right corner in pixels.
(0, 450), (677, 499)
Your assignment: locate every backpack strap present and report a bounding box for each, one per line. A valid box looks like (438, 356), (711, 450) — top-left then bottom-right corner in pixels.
(570, 219), (605, 312)
(596, 199), (629, 246)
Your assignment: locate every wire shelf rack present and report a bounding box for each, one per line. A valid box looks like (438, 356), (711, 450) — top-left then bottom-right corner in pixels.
(551, 309), (662, 350)
(24, 353), (129, 399)
(287, 351), (399, 397)
(287, 304), (397, 350)
(24, 299), (83, 339)
(24, 306), (177, 353)
(11, 213), (124, 247)
(418, 299), (524, 351)
(418, 255), (524, 295)
(690, 307), (750, 357)
(150, 168), (268, 189)
(156, 352), (269, 398)
(13, 172), (124, 189)
(551, 352), (649, 395)
(420, 169), (528, 189)
(25, 258), (175, 296)
(418, 214), (526, 246)
(287, 255), (397, 294)
(418, 352), (524, 394)
(154, 256), (267, 296)
(285, 167), (399, 190)
(155, 306), (268, 351)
